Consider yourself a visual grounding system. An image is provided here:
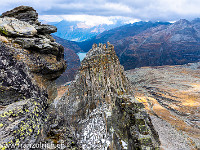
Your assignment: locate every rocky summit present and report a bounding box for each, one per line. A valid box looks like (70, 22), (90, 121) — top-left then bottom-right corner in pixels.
(55, 42), (160, 149)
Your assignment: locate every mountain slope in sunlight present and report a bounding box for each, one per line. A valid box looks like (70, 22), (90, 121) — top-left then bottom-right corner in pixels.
(126, 62), (200, 149)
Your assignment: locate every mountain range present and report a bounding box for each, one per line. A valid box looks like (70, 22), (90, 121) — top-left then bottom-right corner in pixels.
(78, 19), (200, 70)
(53, 19), (200, 83)
(51, 20), (125, 42)
(78, 21), (171, 52)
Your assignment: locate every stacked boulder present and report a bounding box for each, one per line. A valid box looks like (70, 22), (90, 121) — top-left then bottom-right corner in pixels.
(0, 6), (79, 149)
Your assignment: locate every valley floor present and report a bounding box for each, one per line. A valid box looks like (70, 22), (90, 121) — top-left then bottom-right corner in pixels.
(126, 63), (200, 150)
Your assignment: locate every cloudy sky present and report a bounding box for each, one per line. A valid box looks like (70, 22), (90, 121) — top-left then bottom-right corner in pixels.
(0, 0), (200, 26)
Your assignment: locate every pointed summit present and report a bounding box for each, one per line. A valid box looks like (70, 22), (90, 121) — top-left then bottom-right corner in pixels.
(56, 43), (160, 149)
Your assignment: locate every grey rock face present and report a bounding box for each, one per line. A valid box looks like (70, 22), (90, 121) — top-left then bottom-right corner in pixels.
(35, 24), (57, 34)
(0, 42), (48, 149)
(0, 8), (66, 82)
(0, 17), (37, 37)
(14, 37), (62, 56)
(0, 6), (78, 150)
(1, 6), (38, 25)
(0, 44), (43, 105)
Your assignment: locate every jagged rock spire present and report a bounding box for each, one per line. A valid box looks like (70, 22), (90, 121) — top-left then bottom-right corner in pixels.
(58, 42), (160, 149)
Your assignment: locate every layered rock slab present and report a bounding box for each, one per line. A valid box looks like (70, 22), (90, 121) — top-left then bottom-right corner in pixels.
(0, 6), (67, 102)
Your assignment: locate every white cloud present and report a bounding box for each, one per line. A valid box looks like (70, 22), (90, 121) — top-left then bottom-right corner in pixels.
(103, 3), (132, 13)
(39, 15), (140, 26)
(39, 15), (63, 22)
(0, 0), (200, 22)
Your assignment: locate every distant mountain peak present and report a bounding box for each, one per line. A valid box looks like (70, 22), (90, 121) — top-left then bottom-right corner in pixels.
(191, 18), (200, 24)
(174, 19), (191, 25)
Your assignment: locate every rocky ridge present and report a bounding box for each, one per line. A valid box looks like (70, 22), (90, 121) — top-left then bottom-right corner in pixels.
(57, 43), (160, 149)
(0, 6), (79, 149)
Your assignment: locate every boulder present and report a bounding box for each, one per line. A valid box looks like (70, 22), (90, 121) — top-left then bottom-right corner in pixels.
(0, 17), (37, 37)
(1, 6), (38, 25)
(35, 24), (57, 34)
(0, 6), (66, 81)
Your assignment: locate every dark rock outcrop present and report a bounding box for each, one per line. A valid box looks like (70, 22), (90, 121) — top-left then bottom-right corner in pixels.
(0, 6), (67, 101)
(57, 43), (160, 149)
(0, 42), (48, 148)
(0, 6), (79, 149)
(1, 6), (39, 25)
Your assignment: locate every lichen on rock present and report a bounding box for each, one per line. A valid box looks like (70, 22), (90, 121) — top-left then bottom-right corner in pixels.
(0, 6), (79, 150)
(0, 41), (48, 149)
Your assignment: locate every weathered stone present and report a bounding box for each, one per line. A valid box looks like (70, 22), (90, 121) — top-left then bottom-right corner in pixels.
(1, 6), (38, 25)
(0, 42), (48, 149)
(35, 24), (57, 34)
(0, 36), (8, 43)
(14, 37), (61, 56)
(0, 17), (37, 37)
(0, 6), (79, 150)
(0, 6), (66, 81)
(56, 43), (160, 149)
